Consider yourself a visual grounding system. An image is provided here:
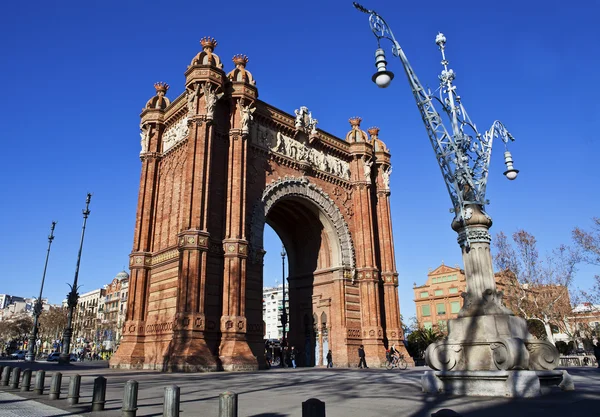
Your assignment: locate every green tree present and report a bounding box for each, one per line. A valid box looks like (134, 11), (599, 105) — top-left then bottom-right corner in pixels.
(406, 327), (444, 360)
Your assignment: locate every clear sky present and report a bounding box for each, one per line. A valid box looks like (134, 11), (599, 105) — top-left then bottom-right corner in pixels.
(1, 0), (598, 324)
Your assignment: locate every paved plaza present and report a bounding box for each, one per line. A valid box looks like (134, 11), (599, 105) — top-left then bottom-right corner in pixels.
(1, 360), (599, 417)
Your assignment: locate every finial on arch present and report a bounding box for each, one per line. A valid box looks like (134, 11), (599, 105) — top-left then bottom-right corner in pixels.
(367, 126), (380, 139)
(349, 117), (362, 128)
(190, 36), (223, 69)
(227, 54), (255, 85)
(346, 117), (368, 143)
(200, 37), (218, 51)
(233, 54), (249, 67)
(154, 82), (169, 95)
(145, 82), (171, 110)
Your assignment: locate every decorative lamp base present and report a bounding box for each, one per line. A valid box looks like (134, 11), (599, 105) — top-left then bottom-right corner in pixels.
(422, 369), (574, 397)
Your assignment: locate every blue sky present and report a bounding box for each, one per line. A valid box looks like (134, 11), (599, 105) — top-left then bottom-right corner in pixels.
(1, 0), (597, 324)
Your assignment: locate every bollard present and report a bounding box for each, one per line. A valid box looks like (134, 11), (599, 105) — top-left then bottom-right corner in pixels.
(49, 372), (62, 400)
(34, 370), (45, 395)
(1, 366), (11, 386)
(92, 376), (107, 411)
(163, 385), (180, 417)
(219, 391), (238, 417)
(10, 367), (21, 389)
(68, 374), (81, 405)
(122, 380), (139, 417)
(21, 369), (32, 392)
(302, 398), (326, 417)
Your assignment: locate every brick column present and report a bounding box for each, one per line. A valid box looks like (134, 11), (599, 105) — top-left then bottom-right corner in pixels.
(348, 137), (386, 366)
(219, 122), (256, 370)
(372, 126), (414, 366)
(111, 104), (165, 369)
(168, 79), (222, 370)
(218, 60), (258, 369)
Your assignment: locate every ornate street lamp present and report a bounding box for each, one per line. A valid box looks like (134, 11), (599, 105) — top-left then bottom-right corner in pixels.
(280, 244), (288, 345)
(354, 3), (563, 396)
(25, 221), (57, 362)
(59, 193), (92, 364)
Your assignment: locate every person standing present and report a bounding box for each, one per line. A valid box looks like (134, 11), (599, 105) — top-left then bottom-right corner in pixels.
(326, 350), (333, 368)
(290, 346), (297, 369)
(358, 345), (368, 369)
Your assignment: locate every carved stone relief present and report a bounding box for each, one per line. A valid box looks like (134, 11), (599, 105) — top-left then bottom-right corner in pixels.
(363, 156), (373, 184)
(239, 102), (256, 135)
(294, 106), (318, 134)
(382, 165), (392, 189)
(140, 123), (150, 155)
(202, 83), (224, 120)
(251, 124), (350, 180)
(162, 117), (189, 153)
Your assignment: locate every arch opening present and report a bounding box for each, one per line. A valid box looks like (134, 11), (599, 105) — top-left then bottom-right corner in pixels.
(250, 178), (355, 367)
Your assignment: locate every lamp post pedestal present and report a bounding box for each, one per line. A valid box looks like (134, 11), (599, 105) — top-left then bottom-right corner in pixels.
(58, 326), (74, 365)
(423, 205), (565, 396)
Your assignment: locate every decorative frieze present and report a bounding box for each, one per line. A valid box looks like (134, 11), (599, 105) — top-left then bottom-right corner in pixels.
(162, 117), (189, 153)
(457, 227), (492, 247)
(251, 124), (350, 180)
(150, 249), (179, 266)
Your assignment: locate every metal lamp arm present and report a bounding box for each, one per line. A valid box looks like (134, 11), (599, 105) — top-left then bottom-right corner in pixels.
(353, 2), (466, 212)
(354, 2), (517, 220)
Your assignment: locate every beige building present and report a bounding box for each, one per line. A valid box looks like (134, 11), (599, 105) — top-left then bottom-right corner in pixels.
(413, 263), (513, 331)
(73, 288), (106, 345)
(102, 271), (129, 348)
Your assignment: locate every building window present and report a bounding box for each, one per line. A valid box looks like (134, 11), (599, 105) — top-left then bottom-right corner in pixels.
(449, 287), (459, 294)
(420, 291), (429, 298)
(432, 275), (458, 284)
(436, 303), (445, 315)
(451, 301), (460, 314)
(423, 321), (433, 330)
(422, 305), (431, 317)
(437, 320), (447, 332)
(434, 289), (444, 296)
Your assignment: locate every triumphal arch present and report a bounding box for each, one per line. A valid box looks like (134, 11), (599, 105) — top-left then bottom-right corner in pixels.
(110, 37), (411, 371)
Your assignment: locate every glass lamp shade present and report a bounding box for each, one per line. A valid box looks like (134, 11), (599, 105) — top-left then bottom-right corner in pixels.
(372, 70), (394, 88)
(503, 168), (519, 180)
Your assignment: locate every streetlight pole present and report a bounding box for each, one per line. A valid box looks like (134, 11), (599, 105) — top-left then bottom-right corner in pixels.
(354, 3), (562, 396)
(280, 244), (287, 345)
(25, 221), (57, 362)
(59, 193), (92, 364)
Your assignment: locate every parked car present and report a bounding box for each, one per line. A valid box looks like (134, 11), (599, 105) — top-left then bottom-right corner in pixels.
(46, 352), (78, 362)
(10, 350), (26, 360)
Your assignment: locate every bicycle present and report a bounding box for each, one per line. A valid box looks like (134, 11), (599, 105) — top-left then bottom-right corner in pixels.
(385, 353), (408, 370)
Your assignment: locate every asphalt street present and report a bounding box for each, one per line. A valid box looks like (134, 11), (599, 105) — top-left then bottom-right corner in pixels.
(1, 360), (599, 417)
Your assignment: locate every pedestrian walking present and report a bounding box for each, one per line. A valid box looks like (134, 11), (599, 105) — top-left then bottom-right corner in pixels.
(290, 346), (297, 369)
(326, 350), (333, 368)
(358, 344), (368, 369)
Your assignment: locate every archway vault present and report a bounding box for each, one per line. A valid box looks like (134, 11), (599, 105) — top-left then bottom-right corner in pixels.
(249, 176), (356, 278)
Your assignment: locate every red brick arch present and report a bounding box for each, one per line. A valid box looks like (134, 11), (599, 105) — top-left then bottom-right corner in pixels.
(249, 176), (356, 277)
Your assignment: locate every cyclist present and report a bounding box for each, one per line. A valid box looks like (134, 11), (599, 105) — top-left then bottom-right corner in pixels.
(389, 344), (399, 360)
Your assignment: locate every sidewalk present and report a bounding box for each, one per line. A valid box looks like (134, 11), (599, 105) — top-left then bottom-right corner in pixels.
(0, 391), (83, 417)
(1, 360), (599, 417)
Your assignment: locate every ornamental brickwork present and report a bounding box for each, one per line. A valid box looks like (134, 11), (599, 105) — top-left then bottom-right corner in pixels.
(109, 37), (411, 371)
